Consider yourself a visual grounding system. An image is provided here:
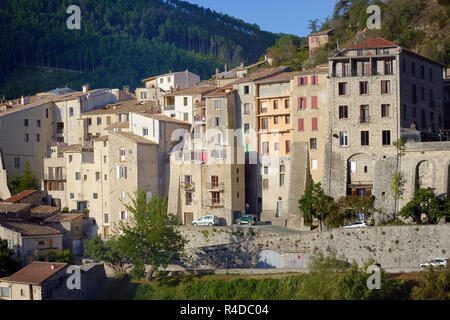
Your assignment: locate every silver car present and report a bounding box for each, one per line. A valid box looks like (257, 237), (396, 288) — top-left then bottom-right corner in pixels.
(419, 258), (448, 268)
(191, 215), (219, 226)
(342, 221), (368, 229)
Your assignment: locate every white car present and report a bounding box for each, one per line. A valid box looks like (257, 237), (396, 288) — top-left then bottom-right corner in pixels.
(419, 258), (448, 268)
(342, 221), (368, 229)
(191, 215), (219, 226)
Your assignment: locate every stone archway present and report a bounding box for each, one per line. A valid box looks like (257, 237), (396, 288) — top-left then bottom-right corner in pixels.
(347, 153), (373, 196)
(415, 160), (434, 190)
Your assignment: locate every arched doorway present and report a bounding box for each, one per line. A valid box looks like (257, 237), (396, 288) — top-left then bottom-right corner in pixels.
(415, 161), (434, 190)
(347, 153), (373, 196)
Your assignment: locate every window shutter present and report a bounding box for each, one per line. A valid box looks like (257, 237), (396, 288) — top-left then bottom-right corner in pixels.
(304, 77), (308, 85)
(312, 118), (318, 130)
(241, 86), (244, 95)
(116, 166), (120, 179)
(297, 77), (301, 86)
(298, 118), (304, 131)
(298, 97), (302, 109)
(249, 85), (252, 94)
(311, 96), (318, 109)
(303, 97), (307, 109)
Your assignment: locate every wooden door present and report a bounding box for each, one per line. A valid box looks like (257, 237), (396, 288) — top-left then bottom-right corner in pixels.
(184, 212), (193, 226)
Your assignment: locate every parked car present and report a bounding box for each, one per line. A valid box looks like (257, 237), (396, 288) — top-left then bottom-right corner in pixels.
(191, 215), (219, 226)
(235, 215), (255, 225)
(419, 258), (448, 268)
(342, 221), (368, 229)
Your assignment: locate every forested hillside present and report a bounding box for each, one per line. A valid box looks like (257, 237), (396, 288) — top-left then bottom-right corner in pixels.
(0, 0), (277, 99)
(266, 0), (449, 71)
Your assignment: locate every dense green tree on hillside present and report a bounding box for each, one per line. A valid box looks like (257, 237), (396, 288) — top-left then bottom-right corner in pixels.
(7, 162), (39, 196)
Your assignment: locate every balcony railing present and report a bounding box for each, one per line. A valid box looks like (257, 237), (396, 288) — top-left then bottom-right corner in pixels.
(165, 105), (175, 111)
(205, 182), (225, 191)
(43, 173), (66, 181)
(182, 181), (195, 191)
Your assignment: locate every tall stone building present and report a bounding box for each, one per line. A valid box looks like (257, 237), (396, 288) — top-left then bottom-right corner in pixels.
(323, 37), (446, 216)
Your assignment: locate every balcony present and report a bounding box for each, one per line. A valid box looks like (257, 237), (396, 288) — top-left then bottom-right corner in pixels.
(182, 181), (195, 191)
(206, 182), (225, 191)
(194, 115), (206, 123)
(43, 173), (66, 181)
(203, 198), (225, 208)
(165, 105), (175, 111)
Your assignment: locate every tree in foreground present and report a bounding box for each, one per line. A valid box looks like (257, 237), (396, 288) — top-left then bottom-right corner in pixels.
(117, 190), (187, 281)
(298, 181), (335, 231)
(0, 238), (21, 277)
(399, 188), (449, 224)
(83, 235), (129, 275)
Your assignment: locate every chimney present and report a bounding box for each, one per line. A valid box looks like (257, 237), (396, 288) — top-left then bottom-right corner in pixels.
(82, 84), (89, 93)
(240, 62), (244, 68)
(224, 64), (228, 72)
(21, 96), (25, 105)
(215, 68), (219, 76)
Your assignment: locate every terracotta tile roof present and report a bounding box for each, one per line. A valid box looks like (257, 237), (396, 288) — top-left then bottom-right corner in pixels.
(2, 190), (38, 204)
(45, 213), (83, 223)
(104, 122), (130, 131)
(135, 112), (192, 126)
(165, 80), (218, 97)
(51, 89), (103, 102)
(309, 28), (334, 37)
(0, 261), (67, 285)
(0, 203), (31, 213)
(234, 66), (289, 84)
(346, 37), (445, 67)
(59, 144), (93, 153)
(30, 206), (61, 219)
(82, 99), (155, 115)
(204, 83), (236, 97)
(255, 72), (298, 84)
(109, 130), (158, 145)
(0, 220), (62, 236)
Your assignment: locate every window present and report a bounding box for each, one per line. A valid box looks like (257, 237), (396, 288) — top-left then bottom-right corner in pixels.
(350, 161), (357, 173)
(75, 172), (81, 180)
(263, 179), (269, 189)
(312, 118), (318, 131)
(421, 87), (425, 101)
(280, 165), (285, 173)
(381, 80), (390, 94)
(311, 75), (319, 85)
(142, 128), (148, 136)
(260, 101), (268, 113)
(311, 96), (318, 109)
(14, 157), (20, 168)
(160, 78), (163, 83)
(274, 142), (279, 151)
(183, 113), (189, 121)
(274, 116), (279, 125)
(360, 81), (368, 95)
(420, 65), (425, 79)
(411, 62), (416, 76)
(429, 68), (433, 82)
(412, 84), (417, 103)
(140, 92), (147, 100)
(384, 60), (393, 75)
(215, 100), (221, 109)
(298, 118), (304, 131)
(120, 148), (126, 161)
(120, 166), (127, 179)
(285, 99), (289, 109)
(297, 77), (308, 86)
(0, 287), (9, 298)
(382, 130), (391, 145)
(298, 97), (307, 110)
(121, 191), (125, 199)
(273, 100), (278, 109)
(360, 105), (369, 123)
(264, 166), (269, 175)
(186, 192), (193, 205)
(362, 61), (371, 76)
(167, 77), (171, 83)
(342, 62), (350, 77)
(339, 105), (348, 119)
(310, 138), (317, 150)
(262, 142), (269, 154)
(37, 119), (41, 127)
(95, 172), (100, 181)
(262, 118), (269, 130)
(120, 211), (127, 220)
(280, 174), (285, 186)
(69, 108), (74, 117)
(103, 155), (106, 163)
(339, 82), (348, 95)
(285, 140), (291, 154)
(87, 118), (92, 125)
(381, 104), (390, 117)
(361, 131), (370, 146)
(211, 176), (219, 188)
(311, 159), (318, 171)
(7, 239), (13, 249)
(243, 85), (250, 94)
(104, 214), (109, 224)
(20, 289), (25, 297)
(107, 116), (111, 125)
(93, 193), (98, 199)
(340, 132), (348, 146)
(36, 134), (40, 142)
(97, 117), (101, 125)
(285, 116), (290, 124)
(244, 103), (251, 114)
(215, 117), (221, 126)
(24, 133), (29, 142)
(212, 192), (220, 205)
(244, 123), (250, 133)
(24, 119), (29, 127)
(46, 109), (49, 118)
(119, 114), (127, 122)
(70, 193), (74, 199)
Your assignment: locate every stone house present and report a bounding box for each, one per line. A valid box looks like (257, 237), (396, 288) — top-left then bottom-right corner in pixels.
(44, 213), (83, 254)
